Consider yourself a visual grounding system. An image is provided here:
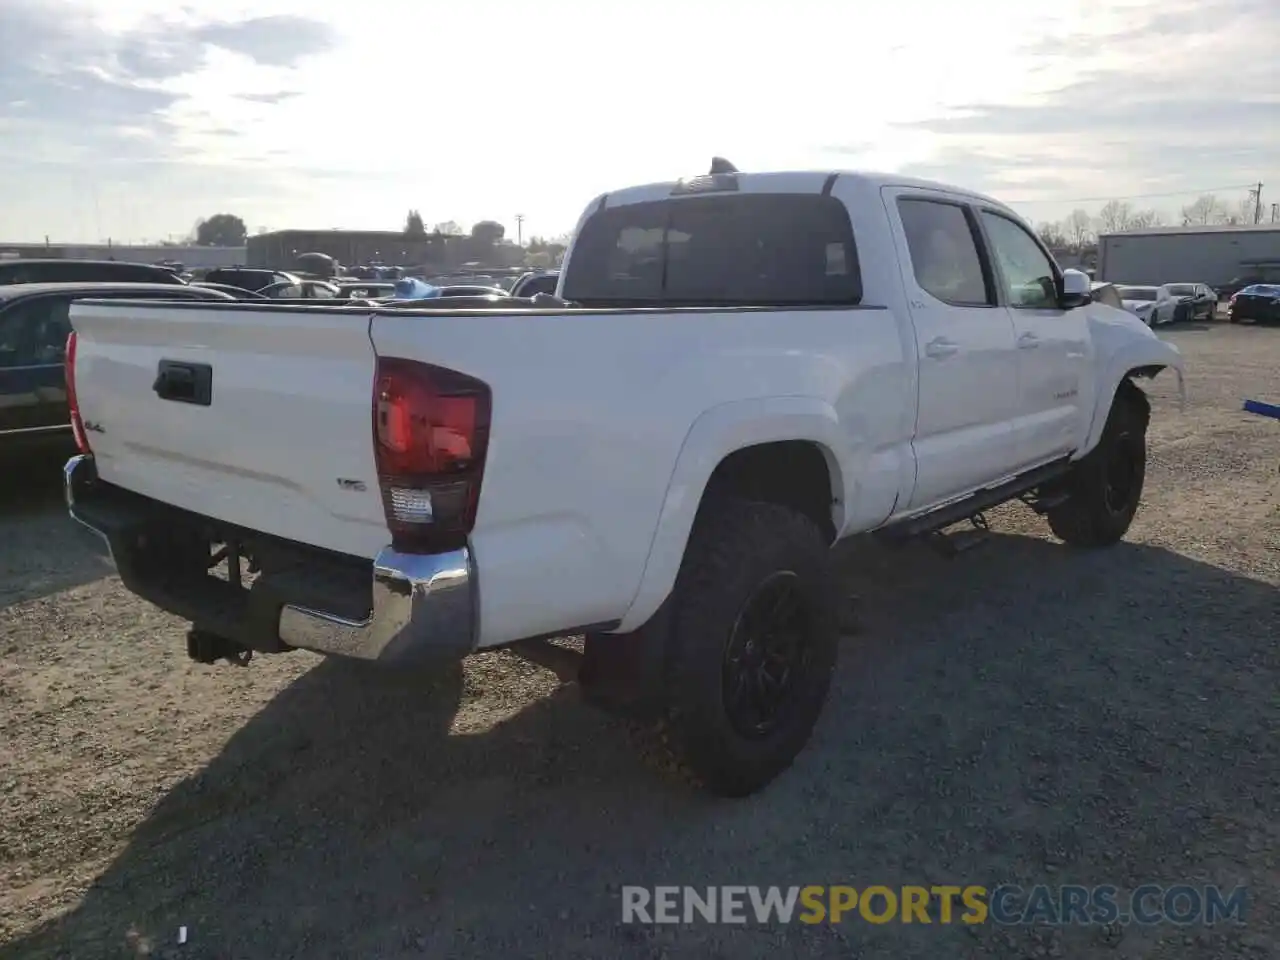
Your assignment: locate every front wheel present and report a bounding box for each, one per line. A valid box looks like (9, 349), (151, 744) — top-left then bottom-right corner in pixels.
(660, 498), (839, 797)
(1046, 385), (1149, 547)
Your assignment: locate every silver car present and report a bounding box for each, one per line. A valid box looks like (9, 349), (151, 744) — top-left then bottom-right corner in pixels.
(1116, 284), (1178, 325)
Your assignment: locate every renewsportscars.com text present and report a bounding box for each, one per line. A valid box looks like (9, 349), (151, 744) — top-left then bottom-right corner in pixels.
(621, 884), (1247, 926)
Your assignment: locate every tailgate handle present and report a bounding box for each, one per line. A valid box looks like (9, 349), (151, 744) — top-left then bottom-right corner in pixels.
(153, 360), (212, 406)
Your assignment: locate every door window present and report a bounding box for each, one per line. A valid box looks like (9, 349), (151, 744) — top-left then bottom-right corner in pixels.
(980, 212), (1060, 309)
(897, 199), (991, 307)
(0, 297), (71, 368)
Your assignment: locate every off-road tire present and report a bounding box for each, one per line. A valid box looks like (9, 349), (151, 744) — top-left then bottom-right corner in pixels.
(659, 498), (839, 797)
(1047, 383), (1149, 547)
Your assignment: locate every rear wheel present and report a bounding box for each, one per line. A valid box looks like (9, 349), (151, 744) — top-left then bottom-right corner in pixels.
(659, 498), (838, 797)
(1046, 385), (1148, 547)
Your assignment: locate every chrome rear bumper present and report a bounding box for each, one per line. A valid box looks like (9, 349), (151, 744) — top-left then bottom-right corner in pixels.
(64, 454), (478, 663)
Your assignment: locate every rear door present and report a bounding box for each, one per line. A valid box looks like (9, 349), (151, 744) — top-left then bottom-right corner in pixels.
(69, 300), (390, 558)
(975, 208), (1090, 469)
(883, 188), (1021, 509)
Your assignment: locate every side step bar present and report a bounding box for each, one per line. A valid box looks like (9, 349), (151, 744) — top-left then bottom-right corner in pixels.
(875, 457), (1073, 543)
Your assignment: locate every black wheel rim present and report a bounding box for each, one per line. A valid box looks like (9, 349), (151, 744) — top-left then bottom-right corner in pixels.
(721, 571), (813, 741)
(1103, 430), (1139, 514)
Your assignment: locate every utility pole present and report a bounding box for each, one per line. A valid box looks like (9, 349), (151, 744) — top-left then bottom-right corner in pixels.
(515, 213), (525, 246)
(1271, 203), (1278, 224)
(1250, 182), (1263, 224)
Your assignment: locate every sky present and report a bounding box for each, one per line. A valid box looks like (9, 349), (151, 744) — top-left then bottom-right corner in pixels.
(0, 0), (1276, 244)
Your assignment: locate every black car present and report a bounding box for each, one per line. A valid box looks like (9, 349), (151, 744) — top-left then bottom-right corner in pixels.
(202, 268), (298, 292)
(1166, 283), (1217, 322)
(0, 282), (234, 453)
(1218, 273), (1280, 301)
(1226, 284), (1280, 324)
(191, 281), (268, 299)
(0, 258), (188, 286)
(437, 284), (510, 298)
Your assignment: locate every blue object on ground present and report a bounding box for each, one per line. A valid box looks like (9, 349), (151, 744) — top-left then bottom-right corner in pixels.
(1243, 399), (1280, 420)
(391, 278), (442, 300)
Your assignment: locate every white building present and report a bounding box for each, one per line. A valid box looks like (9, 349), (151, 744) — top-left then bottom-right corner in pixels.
(1097, 224), (1280, 287)
(0, 242), (247, 269)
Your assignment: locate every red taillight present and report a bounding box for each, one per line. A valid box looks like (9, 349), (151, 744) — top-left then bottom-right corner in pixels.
(372, 357), (491, 553)
(65, 331), (91, 454)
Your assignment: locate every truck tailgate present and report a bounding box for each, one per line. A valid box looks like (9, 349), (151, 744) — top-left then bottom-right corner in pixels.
(69, 301), (389, 558)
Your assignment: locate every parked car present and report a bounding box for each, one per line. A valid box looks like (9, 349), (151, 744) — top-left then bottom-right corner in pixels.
(431, 285), (510, 298)
(510, 271), (561, 298)
(1218, 271), (1280, 301)
(1226, 284), (1280, 324)
(0, 282), (233, 454)
(1116, 284), (1178, 325)
(1089, 281), (1123, 310)
(202, 268), (298, 293)
(1166, 283), (1217, 322)
(334, 281), (397, 300)
(0, 259), (188, 286)
(259, 279), (341, 299)
(192, 282), (268, 299)
(61, 163), (1184, 797)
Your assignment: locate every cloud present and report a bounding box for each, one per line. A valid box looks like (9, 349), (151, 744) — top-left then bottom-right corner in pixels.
(0, 0), (335, 168)
(904, 82), (1280, 139)
(0, 6), (174, 167)
(889, 0), (1278, 215)
(236, 91), (304, 104)
(194, 16), (335, 68)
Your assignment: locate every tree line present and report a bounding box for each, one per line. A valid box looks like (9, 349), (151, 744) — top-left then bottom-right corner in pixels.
(173, 211), (568, 252)
(1035, 191), (1262, 252)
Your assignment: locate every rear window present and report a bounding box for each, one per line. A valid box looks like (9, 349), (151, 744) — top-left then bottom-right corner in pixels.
(561, 193), (862, 307)
(1118, 287), (1157, 301)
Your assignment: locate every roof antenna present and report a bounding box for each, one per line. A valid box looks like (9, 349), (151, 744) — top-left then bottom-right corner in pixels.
(709, 156), (738, 175)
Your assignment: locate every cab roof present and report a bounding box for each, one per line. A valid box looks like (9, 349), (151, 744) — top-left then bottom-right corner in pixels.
(596, 168), (1006, 212)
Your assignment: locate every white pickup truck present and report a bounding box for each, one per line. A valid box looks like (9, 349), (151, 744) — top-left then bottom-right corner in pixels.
(62, 160), (1184, 797)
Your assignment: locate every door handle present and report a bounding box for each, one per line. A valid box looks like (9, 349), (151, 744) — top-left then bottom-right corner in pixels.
(1017, 332), (1040, 349)
(153, 359), (213, 406)
(924, 337), (959, 359)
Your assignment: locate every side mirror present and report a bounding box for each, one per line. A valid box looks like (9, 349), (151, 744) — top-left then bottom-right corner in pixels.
(1060, 268), (1091, 309)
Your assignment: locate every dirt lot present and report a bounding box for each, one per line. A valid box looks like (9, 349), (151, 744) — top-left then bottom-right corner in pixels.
(1, 324), (1277, 960)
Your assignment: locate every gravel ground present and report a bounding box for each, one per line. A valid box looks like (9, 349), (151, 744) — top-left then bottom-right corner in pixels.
(1, 324), (1277, 960)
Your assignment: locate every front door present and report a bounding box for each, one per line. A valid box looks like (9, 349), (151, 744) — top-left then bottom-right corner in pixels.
(884, 189), (1021, 511)
(0, 295), (73, 435)
(976, 210), (1090, 469)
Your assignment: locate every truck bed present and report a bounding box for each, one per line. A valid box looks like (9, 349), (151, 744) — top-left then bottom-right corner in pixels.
(69, 297), (909, 646)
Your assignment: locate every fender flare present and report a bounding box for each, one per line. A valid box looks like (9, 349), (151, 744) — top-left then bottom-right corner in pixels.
(1079, 338), (1185, 457)
(614, 397), (857, 633)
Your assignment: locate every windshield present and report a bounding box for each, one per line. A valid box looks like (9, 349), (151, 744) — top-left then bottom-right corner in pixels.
(561, 192), (862, 306)
(1167, 284), (1195, 296)
(1118, 286), (1157, 301)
